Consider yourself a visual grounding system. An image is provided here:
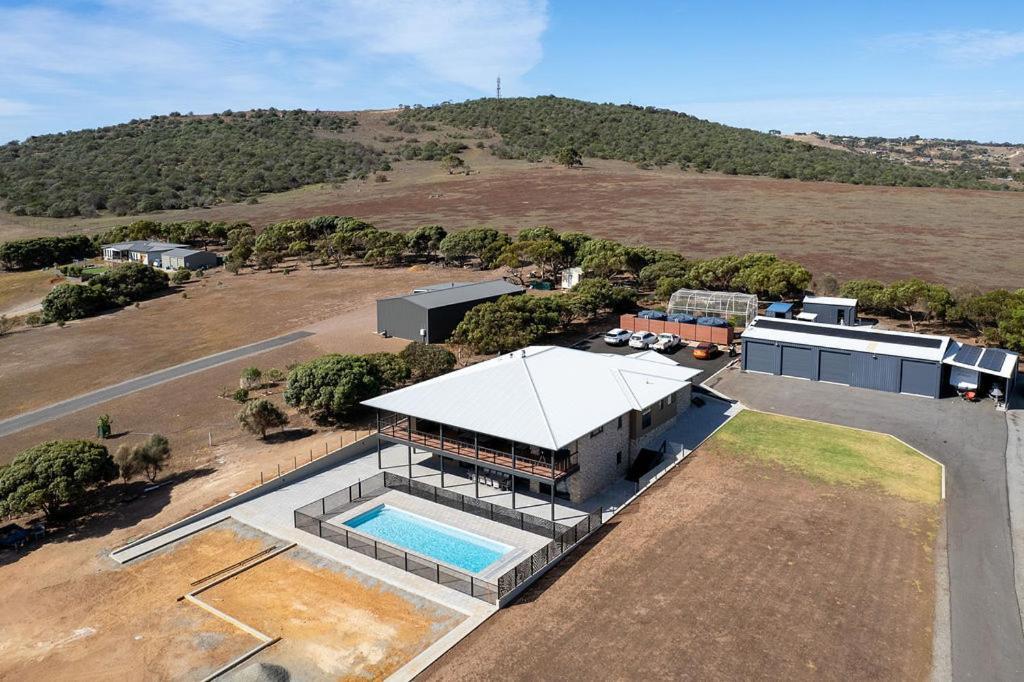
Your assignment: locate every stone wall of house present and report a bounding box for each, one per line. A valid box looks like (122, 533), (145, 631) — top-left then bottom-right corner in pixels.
(632, 385), (692, 454)
(568, 413), (631, 503)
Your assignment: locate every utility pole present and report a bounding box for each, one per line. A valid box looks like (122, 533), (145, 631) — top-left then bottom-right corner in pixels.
(496, 76), (501, 99)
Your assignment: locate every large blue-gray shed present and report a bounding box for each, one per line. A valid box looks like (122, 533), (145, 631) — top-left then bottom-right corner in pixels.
(741, 317), (953, 398)
(376, 279), (525, 343)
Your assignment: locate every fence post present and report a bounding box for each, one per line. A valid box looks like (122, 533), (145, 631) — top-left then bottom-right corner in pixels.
(260, 471), (263, 485)
(374, 542), (378, 560)
(277, 463), (281, 478)
(294, 456), (297, 471)
(404, 552), (408, 572)
(317, 519), (322, 537)
(358, 478), (362, 499)
(436, 563), (440, 583)
(470, 577), (475, 598)
(321, 497), (325, 515)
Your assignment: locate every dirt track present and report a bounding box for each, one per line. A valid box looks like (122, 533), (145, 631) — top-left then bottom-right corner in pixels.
(419, 450), (938, 681)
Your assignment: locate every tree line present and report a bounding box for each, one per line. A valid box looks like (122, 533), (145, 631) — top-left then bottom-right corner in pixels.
(400, 96), (1003, 190)
(41, 262), (169, 322)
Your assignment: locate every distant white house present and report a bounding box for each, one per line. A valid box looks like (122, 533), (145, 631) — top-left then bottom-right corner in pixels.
(102, 241), (218, 270)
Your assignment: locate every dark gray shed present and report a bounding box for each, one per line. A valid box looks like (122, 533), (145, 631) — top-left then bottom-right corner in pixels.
(741, 317), (952, 398)
(801, 295), (857, 325)
(376, 279), (525, 343)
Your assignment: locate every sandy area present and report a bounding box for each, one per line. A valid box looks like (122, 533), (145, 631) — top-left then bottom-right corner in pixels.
(0, 521), (277, 680)
(205, 548), (464, 680)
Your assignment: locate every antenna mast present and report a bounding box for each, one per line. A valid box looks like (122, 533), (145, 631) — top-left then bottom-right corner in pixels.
(496, 76), (501, 99)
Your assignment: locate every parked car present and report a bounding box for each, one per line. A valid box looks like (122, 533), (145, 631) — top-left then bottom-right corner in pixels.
(653, 333), (682, 352)
(603, 328), (631, 346)
(0, 523), (44, 550)
(628, 331), (658, 349)
(693, 342), (719, 359)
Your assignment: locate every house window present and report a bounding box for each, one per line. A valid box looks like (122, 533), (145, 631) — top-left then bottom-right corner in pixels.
(590, 425), (604, 438)
(641, 409), (652, 429)
(617, 415), (623, 430)
(616, 451), (622, 465)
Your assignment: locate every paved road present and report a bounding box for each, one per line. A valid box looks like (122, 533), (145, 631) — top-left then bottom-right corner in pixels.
(711, 367), (1024, 681)
(0, 330), (314, 438)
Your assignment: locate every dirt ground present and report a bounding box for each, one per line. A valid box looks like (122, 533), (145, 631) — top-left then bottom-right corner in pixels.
(0, 268), (60, 316)
(204, 547), (464, 680)
(0, 520), (279, 680)
(0, 262), (494, 420)
(419, 446), (938, 680)
(4, 145), (1022, 289)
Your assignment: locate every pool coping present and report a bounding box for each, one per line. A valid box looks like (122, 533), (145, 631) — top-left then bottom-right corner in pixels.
(328, 490), (550, 583)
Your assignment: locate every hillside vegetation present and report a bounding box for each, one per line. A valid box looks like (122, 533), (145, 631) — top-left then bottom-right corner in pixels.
(401, 96), (998, 189)
(0, 110), (385, 218)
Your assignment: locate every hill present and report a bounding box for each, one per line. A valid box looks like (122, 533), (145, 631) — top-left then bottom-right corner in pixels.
(0, 97), (1009, 223)
(786, 132), (1024, 186)
(400, 96), (999, 190)
(0, 109), (385, 219)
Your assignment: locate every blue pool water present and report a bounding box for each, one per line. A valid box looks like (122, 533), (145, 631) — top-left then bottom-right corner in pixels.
(344, 504), (511, 573)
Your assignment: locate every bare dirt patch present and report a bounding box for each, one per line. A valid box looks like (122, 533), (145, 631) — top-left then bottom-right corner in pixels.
(0, 520), (278, 680)
(419, 447), (938, 681)
(203, 548), (464, 680)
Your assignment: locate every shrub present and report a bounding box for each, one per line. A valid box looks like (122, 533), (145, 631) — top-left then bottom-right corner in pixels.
(450, 294), (563, 354)
(266, 368), (286, 383)
(0, 235), (96, 270)
(172, 268), (192, 285)
(135, 434), (171, 482)
(89, 262), (169, 304)
(42, 283), (111, 322)
(0, 314), (15, 337)
(237, 399), (289, 439)
(0, 440), (117, 519)
(284, 354), (385, 422)
(240, 367), (263, 390)
(399, 342), (457, 381)
(24, 312), (44, 327)
(232, 388), (250, 403)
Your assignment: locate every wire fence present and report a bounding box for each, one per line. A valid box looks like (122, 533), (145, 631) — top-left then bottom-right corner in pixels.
(293, 471), (604, 604)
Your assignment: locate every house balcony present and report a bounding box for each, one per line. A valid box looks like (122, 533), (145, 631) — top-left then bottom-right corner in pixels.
(377, 413), (578, 482)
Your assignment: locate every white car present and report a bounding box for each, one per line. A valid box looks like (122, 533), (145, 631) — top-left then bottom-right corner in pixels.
(603, 328), (631, 346)
(653, 333), (681, 352)
(628, 331), (657, 349)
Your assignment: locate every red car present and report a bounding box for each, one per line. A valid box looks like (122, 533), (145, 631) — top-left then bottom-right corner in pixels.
(693, 342), (719, 360)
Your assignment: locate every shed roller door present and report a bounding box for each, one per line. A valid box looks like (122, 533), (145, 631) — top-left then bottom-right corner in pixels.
(745, 341), (778, 374)
(781, 345), (815, 379)
(819, 350), (851, 384)
(900, 359), (938, 397)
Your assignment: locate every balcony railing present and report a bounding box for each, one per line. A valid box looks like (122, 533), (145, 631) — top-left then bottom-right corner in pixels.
(379, 416), (578, 480)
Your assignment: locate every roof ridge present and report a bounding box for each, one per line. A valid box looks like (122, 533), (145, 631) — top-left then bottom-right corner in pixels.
(517, 351), (560, 449)
(610, 368), (643, 410)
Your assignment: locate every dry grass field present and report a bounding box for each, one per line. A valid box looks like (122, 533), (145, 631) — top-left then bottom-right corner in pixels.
(3, 134), (1022, 289)
(420, 411), (941, 681)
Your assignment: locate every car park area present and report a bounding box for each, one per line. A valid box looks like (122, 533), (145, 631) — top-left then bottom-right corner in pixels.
(573, 332), (734, 384)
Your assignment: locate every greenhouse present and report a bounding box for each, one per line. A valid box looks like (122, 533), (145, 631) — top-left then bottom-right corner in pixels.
(666, 289), (758, 327)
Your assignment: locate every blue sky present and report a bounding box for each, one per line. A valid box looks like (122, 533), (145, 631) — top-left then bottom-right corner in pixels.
(2, 1), (1023, 142)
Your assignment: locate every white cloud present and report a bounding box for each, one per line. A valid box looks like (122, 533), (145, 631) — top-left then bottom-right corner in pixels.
(0, 98), (34, 117)
(878, 30), (1024, 64)
(0, 1), (548, 140)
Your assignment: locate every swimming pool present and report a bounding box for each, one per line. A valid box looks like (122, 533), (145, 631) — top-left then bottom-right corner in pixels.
(343, 504), (512, 573)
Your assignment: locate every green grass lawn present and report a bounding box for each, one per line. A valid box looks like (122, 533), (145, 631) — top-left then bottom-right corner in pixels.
(81, 265), (108, 275)
(706, 410), (942, 505)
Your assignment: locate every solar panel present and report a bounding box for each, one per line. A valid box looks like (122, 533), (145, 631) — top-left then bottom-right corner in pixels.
(953, 344), (983, 365)
(754, 319), (944, 349)
(979, 348), (1008, 372)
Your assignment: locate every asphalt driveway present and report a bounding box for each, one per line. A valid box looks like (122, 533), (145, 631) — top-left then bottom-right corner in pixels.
(711, 366), (1023, 681)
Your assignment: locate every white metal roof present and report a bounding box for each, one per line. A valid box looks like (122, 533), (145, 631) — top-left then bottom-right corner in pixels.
(803, 295), (858, 307)
(363, 346), (701, 450)
(103, 240), (187, 253)
(742, 317), (952, 362)
(795, 311), (818, 321)
(943, 342), (1019, 379)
